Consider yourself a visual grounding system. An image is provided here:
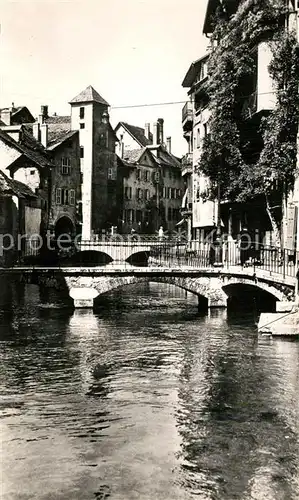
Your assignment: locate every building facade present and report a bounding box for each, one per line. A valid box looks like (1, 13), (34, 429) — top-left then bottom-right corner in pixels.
(182, 0), (299, 252)
(115, 120), (183, 234)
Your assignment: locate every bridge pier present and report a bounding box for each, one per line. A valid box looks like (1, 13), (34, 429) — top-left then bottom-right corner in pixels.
(69, 287), (99, 308)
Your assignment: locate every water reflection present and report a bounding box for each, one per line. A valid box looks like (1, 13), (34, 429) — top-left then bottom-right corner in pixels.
(0, 280), (298, 500)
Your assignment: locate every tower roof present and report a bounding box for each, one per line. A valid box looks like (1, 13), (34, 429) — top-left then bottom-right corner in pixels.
(69, 85), (109, 106)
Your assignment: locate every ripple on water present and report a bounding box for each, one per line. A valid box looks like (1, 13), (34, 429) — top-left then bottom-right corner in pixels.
(0, 282), (298, 500)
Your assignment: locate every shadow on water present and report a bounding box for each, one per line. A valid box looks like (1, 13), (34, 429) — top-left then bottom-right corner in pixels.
(1, 279), (298, 500)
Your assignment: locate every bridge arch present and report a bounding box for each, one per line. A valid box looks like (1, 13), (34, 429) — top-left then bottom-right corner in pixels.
(66, 250), (113, 267)
(221, 276), (293, 303)
(65, 275), (228, 309)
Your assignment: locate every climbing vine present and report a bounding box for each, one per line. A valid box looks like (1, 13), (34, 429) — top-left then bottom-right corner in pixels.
(198, 0), (299, 243)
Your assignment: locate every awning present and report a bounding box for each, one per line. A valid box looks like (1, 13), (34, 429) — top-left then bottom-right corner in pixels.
(181, 188), (188, 209)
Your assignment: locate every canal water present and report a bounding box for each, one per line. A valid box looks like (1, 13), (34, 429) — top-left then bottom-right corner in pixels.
(0, 280), (299, 500)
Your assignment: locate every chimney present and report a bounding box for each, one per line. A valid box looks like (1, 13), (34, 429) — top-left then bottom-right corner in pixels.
(41, 105), (48, 120)
(166, 136), (171, 154)
(41, 123), (48, 147)
(153, 122), (158, 145)
(1, 110), (11, 126)
(33, 122), (40, 142)
(157, 118), (164, 144)
(144, 122), (150, 141)
(119, 134), (124, 158)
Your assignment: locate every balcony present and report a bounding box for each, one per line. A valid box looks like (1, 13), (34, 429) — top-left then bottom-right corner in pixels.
(181, 153), (193, 176)
(182, 101), (193, 131)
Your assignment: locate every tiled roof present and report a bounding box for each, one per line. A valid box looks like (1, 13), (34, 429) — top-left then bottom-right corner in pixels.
(0, 106), (35, 124)
(0, 170), (37, 198)
(0, 128), (51, 169)
(47, 130), (78, 150)
(146, 145), (181, 169)
(116, 122), (153, 147)
(69, 85), (109, 106)
(44, 115), (71, 124)
(122, 148), (145, 164)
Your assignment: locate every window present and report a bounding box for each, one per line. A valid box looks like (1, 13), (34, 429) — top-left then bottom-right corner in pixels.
(56, 188), (61, 205)
(144, 170), (150, 182)
(30, 170), (35, 175)
(162, 187), (167, 198)
(136, 169), (141, 180)
(168, 207), (172, 221)
(70, 189), (75, 206)
(177, 188), (181, 198)
(80, 147), (84, 158)
(136, 210), (143, 223)
(61, 157), (71, 175)
(168, 187), (171, 198)
(79, 107), (85, 119)
(56, 188), (75, 206)
(108, 168), (113, 179)
(144, 189), (149, 201)
(137, 188), (143, 200)
(80, 123), (85, 129)
(125, 186), (132, 199)
(196, 128), (201, 148)
(203, 123), (209, 137)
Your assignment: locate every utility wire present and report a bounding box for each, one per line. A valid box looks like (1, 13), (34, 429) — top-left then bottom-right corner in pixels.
(110, 91), (278, 110)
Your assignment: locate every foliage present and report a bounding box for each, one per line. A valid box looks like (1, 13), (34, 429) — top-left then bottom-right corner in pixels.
(198, 0), (299, 218)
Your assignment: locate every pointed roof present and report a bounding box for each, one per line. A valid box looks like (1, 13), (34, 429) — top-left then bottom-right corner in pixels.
(115, 122), (153, 147)
(69, 85), (109, 106)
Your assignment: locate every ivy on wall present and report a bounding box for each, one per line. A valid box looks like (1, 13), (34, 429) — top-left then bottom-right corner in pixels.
(198, 0), (299, 240)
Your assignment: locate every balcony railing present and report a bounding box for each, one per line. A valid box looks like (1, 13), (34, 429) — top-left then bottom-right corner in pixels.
(181, 153), (193, 175)
(182, 101), (193, 127)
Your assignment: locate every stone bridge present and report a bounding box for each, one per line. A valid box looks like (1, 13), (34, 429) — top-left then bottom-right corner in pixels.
(11, 265), (295, 309)
(78, 240), (169, 262)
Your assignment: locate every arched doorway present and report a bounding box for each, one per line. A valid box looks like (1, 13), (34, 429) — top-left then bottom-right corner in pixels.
(54, 216), (75, 238)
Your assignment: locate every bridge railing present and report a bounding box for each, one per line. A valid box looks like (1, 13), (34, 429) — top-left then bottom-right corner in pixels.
(150, 240), (299, 278)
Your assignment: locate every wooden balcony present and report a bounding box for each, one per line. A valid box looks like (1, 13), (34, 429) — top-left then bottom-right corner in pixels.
(182, 101), (193, 131)
(181, 153), (193, 176)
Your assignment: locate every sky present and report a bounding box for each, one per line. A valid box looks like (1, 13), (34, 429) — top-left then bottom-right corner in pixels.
(0, 0), (209, 156)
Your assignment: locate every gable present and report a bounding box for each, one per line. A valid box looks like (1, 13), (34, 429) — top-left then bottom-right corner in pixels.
(137, 150), (156, 167)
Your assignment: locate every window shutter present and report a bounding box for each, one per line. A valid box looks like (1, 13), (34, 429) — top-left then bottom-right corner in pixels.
(70, 189), (75, 206)
(56, 188), (61, 205)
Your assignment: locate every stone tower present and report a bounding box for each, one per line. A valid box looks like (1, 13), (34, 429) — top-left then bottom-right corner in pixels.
(69, 85), (112, 240)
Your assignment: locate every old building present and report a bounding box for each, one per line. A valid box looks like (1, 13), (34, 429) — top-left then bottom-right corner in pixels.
(0, 104), (35, 126)
(0, 127), (51, 240)
(183, 0), (299, 252)
(115, 120), (183, 234)
(69, 85), (120, 239)
(181, 54), (214, 242)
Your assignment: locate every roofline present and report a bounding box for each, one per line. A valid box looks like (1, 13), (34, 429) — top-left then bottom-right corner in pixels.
(182, 53), (209, 87)
(115, 122), (145, 148)
(47, 130), (79, 151)
(202, 0), (218, 35)
(0, 128), (52, 169)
